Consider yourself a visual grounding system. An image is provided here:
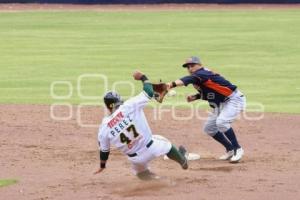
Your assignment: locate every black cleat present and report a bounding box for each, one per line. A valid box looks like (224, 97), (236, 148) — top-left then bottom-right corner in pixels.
(179, 145), (188, 170)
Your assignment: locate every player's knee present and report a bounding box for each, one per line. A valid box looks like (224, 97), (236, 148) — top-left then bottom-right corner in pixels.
(203, 123), (216, 137)
(216, 118), (230, 133)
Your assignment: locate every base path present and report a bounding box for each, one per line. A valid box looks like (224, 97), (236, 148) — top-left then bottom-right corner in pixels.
(0, 105), (299, 200)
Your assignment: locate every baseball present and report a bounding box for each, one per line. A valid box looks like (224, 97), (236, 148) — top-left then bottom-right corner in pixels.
(168, 89), (177, 97)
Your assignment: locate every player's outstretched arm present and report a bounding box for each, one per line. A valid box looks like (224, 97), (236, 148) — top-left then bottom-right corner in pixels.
(166, 79), (185, 90)
(133, 70), (154, 98)
(167, 75), (200, 90)
(133, 70), (170, 103)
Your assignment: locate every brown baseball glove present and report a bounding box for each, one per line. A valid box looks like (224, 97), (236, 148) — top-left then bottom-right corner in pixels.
(152, 82), (168, 103)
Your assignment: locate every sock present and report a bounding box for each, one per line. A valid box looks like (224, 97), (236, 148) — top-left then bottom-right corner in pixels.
(212, 132), (234, 151)
(224, 128), (241, 149)
(167, 145), (186, 165)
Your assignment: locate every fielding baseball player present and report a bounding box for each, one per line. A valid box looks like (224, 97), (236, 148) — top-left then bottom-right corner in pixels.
(166, 56), (246, 163)
(94, 71), (188, 180)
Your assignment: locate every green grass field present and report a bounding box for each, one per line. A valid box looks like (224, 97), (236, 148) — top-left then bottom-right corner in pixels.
(0, 179), (17, 187)
(0, 10), (299, 113)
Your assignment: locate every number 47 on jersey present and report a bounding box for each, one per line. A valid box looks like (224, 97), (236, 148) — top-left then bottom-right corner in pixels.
(119, 124), (141, 149)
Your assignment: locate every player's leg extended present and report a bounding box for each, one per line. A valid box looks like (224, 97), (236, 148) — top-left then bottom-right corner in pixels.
(166, 145), (188, 170)
(216, 92), (246, 162)
(203, 109), (234, 152)
(132, 135), (188, 180)
(152, 135), (188, 170)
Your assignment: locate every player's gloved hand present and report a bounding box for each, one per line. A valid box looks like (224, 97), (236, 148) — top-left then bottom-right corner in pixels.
(152, 82), (169, 103)
(133, 70), (144, 80)
(93, 168), (105, 175)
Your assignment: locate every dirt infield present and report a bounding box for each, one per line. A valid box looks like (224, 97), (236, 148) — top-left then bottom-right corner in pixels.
(0, 3), (300, 12)
(1, 104), (300, 200)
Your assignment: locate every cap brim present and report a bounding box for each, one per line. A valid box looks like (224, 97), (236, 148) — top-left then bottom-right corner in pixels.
(182, 62), (197, 68)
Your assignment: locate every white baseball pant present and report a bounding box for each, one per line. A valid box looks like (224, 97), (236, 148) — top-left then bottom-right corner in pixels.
(203, 90), (246, 136)
(127, 135), (172, 174)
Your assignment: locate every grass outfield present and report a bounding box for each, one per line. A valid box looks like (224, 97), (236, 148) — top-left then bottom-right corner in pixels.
(0, 179), (17, 187)
(0, 10), (299, 113)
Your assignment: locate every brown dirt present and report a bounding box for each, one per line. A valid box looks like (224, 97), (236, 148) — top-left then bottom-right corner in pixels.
(1, 3), (299, 198)
(0, 3), (300, 12)
(1, 104), (300, 200)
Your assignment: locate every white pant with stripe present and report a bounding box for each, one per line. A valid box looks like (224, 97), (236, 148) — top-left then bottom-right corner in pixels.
(203, 90), (246, 136)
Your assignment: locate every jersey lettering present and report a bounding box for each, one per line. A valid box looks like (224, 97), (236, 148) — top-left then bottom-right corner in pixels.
(114, 127), (121, 133)
(110, 130), (116, 136)
(108, 112), (124, 128)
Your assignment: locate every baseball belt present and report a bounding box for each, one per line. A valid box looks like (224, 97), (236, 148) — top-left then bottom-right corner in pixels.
(127, 140), (154, 157)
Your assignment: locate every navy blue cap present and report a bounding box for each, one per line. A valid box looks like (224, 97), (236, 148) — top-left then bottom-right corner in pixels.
(182, 56), (201, 68)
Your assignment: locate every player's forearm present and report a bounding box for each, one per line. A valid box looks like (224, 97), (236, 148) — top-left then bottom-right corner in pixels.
(99, 150), (110, 168)
(141, 75), (154, 98)
(132, 71), (154, 98)
(168, 79), (185, 89)
(143, 82), (154, 98)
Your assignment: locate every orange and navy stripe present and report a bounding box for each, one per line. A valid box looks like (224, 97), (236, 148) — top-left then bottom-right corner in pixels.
(203, 79), (233, 97)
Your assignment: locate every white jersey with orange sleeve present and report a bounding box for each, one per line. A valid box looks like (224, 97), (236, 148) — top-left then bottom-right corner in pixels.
(98, 91), (153, 155)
